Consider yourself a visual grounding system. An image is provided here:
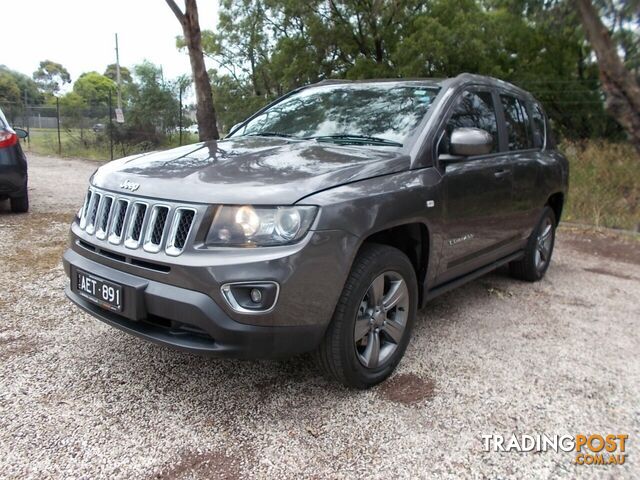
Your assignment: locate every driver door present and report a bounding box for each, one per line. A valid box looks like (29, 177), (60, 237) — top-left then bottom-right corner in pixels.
(436, 89), (517, 283)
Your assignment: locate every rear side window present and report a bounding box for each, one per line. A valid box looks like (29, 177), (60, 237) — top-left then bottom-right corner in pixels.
(500, 95), (533, 150)
(531, 103), (546, 149)
(445, 90), (498, 153)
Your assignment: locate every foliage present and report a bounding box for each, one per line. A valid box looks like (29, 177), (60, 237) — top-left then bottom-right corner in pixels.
(55, 92), (88, 128)
(0, 65), (42, 104)
(73, 72), (116, 106)
(561, 140), (640, 230)
(32, 59), (71, 95)
(199, 0), (637, 139)
(0, 72), (21, 104)
(104, 64), (133, 84)
(119, 61), (181, 143)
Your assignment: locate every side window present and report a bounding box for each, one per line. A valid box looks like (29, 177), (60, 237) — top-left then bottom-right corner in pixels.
(444, 90), (498, 153)
(531, 103), (546, 149)
(500, 95), (533, 150)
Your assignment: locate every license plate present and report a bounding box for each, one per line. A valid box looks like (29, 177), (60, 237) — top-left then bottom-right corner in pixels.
(76, 270), (123, 312)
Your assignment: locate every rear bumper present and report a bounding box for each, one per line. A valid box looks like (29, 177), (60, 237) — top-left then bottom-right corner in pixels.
(0, 145), (27, 196)
(0, 170), (26, 196)
(63, 249), (326, 358)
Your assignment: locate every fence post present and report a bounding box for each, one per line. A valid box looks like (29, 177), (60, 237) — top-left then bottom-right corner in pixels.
(108, 90), (114, 161)
(56, 97), (61, 156)
(24, 91), (30, 147)
(179, 84), (183, 146)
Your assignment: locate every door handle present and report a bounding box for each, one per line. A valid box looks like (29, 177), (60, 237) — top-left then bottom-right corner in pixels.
(494, 169), (511, 179)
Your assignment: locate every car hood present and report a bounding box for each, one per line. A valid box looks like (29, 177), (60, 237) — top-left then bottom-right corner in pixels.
(91, 137), (410, 204)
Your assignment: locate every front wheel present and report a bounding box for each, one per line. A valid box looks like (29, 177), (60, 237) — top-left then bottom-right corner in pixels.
(314, 244), (418, 389)
(509, 206), (556, 282)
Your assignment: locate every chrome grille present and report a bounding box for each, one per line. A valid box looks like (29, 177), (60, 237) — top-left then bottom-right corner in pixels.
(77, 187), (198, 256)
(79, 190), (92, 229)
(108, 199), (129, 243)
(96, 196), (113, 240)
(143, 206), (169, 253)
(85, 192), (102, 234)
(124, 202), (148, 249)
(166, 208), (197, 256)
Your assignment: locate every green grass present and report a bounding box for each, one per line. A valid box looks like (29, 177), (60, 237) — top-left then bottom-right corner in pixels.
(561, 141), (639, 231)
(24, 127), (200, 161)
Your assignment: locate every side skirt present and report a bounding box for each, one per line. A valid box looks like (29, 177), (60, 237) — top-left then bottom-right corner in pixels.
(423, 250), (524, 304)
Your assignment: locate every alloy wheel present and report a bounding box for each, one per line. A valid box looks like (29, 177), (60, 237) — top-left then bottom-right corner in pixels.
(535, 217), (554, 272)
(354, 271), (409, 369)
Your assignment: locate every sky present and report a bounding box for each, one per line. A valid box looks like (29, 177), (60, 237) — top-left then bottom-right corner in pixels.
(2, 0), (219, 87)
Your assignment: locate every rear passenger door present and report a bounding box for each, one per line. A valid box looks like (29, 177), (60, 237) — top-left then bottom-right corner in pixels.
(436, 89), (517, 283)
(498, 94), (543, 239)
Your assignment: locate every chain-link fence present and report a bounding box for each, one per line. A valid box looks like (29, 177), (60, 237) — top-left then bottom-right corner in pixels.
(3, 97), (198, 161)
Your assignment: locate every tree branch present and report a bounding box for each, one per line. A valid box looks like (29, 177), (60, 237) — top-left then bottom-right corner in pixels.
(165, 0), (185, 23)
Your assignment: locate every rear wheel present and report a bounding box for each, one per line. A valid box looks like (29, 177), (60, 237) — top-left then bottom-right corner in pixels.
(10, 190), (29, 213)
(314, 244), (418, 388)
(509, 206), (556, 282)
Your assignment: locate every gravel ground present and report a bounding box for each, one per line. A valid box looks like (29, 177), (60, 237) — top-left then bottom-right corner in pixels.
(1, 153), (639, 479)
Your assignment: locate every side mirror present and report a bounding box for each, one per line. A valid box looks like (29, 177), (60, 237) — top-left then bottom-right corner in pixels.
(450, 127), (492, 157)
(14, 128), (28, 139)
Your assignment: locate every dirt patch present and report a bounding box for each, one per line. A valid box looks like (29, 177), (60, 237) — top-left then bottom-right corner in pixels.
(1, 213), (69, 272)
(5, 243), (65, 272)
(583, 267), (637, 281)
(150, 450), (242, 480)
(561, 228), (640, 265)
(377, 373), (436, 405)
(0, 212), (73, 229)
(0, 336), (37, 361)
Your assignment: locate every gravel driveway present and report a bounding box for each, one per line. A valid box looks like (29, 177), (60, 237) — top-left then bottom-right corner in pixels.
(1, 153), (639, 479)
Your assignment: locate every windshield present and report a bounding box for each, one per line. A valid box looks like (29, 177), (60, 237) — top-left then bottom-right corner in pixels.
(232, 83), (440, 146)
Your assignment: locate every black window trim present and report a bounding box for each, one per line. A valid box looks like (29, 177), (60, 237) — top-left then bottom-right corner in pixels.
(434, 85), (504, 167)
(527, 101), (547, 151)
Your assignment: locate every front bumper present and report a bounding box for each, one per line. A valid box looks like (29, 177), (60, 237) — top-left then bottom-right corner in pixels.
(63, 249), (327, 358)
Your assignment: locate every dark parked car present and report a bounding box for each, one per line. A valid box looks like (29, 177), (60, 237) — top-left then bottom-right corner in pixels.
(63, 74), (568, 388)
(0, 107), (29, 213)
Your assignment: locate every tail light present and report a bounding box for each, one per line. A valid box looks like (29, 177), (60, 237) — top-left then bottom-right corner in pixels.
(0, 130), (18, 148)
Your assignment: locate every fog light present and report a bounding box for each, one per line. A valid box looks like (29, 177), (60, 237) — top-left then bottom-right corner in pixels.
(250, 288), (262, 303)
(220, 282), (280, 313)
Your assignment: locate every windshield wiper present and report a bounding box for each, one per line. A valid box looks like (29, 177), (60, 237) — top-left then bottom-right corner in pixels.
(312, 134), (402, 147)
(244, 132), (296, 138)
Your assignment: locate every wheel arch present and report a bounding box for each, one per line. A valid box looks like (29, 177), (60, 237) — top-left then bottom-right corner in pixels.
(547, 192), (564, 224)
(356, 221), (431, 306)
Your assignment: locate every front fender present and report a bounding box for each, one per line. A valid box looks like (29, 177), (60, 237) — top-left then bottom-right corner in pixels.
(301, 168), (445, 288)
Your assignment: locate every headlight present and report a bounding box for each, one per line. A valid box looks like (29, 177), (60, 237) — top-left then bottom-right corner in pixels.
(206, 205), (318, 246)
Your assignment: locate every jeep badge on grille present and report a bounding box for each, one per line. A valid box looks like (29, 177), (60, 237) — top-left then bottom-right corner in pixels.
(119, 179), (140, 192)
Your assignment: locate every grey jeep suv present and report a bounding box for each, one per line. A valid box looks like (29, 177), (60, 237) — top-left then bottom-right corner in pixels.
(63, 74), (568, 388)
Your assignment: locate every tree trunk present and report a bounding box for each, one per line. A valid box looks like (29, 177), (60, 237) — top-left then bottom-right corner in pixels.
(575, 0), (640, 154)
(166, 0), (219, 141)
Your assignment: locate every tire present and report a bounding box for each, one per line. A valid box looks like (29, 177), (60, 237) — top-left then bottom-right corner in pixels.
(509, 206), (556, 282)
(314, 243), (418, 389)
(10, 190), (29, 213)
